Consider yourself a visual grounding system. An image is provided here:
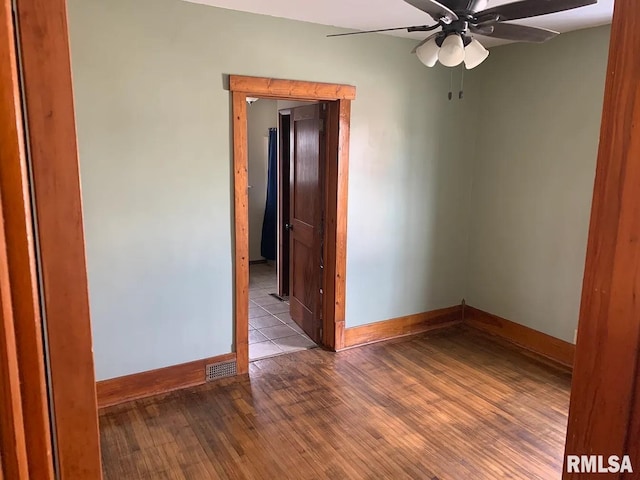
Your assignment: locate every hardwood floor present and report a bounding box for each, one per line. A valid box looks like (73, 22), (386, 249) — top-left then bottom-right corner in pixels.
(99, 327), (571, 479)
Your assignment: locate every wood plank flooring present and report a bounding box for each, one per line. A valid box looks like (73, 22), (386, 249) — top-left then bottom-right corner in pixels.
(99, 327), (571, 479)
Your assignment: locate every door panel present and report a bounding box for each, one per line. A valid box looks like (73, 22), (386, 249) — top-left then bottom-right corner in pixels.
(289, 104), (324, 343)
(0, 0), (49, 477)
(14, 0), (104, 477)
(0, 229), (30, 478)
(277, 112), (291, 296)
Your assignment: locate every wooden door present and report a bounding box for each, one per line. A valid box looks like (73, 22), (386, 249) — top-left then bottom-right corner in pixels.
(14, 0), (103, 477)
(278, 111), (291, 297)
(0, 203), (29, 479)
(289, 104), (325, 344)
(0, 0), (51, 477)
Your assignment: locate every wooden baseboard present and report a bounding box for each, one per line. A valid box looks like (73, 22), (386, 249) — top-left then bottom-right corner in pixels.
(343, 305), (463, 349)
(464, 306), (575, 369)
(96, 353), (236, 409)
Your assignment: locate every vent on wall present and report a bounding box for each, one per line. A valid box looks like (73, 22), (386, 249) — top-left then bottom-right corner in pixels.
(206, 360), (237, 382)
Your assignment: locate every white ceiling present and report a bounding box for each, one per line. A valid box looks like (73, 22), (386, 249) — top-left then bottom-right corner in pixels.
(183, 0), (613, 47)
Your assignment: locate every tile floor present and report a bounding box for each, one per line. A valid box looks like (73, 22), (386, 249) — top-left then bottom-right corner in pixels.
(249, 262), (317, 361)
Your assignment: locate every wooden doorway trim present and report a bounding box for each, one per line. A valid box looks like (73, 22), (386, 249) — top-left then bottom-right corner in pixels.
(563, 0), (640, 477)
(12, 0), (103, 478)
(0, 0), (55, 478)
(229, 75), (355, 373)
(0, 182), (29, 480)
(0, 3), (29, 477)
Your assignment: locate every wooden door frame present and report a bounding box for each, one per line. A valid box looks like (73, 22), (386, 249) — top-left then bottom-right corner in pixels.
(0, 3), (29, 476)
(1, 0), (56, 478)
(0, 175), (29, 480)
(230, 75), (355, 373)
(8, 0), (103, 479)
(563, 1), (640, 477)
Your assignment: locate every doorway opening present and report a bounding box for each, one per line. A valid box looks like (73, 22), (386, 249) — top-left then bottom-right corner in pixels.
(230, 75), (356, 373)
(247, 99), (321, 361)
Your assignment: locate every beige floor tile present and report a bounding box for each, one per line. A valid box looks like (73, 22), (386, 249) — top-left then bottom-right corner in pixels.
(252, 295), (283, 307)
(259, 324), (298, 340)
(273, 334), (317, 352)
(275, 312), (294, 324)
(286, 322), (305, 334)
(249, 316), (283, 329)
(249, 340), (282, 361)
(249, 306), (271, 319)
(248, 264), (317, 361)
(262, 303), (290, 315)
(249, 330), (268, 344)
(249, 288), (272, 300)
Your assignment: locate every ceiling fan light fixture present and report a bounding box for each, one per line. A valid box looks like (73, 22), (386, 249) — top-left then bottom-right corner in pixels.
(438, 33), (465, 67)
(415, 37), (440, 67)
(464, 39), (489, 69)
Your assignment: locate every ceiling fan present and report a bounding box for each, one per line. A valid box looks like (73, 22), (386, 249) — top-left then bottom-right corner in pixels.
(328, 0), (598, 69)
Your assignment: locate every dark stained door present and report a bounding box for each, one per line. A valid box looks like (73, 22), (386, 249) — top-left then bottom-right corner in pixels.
(288, 104), (325, 344)
(277, 111), (291, 297)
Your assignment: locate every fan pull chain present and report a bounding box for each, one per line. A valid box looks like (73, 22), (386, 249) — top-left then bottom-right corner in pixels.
(459, 67), (465, 100)
(448, 69), (453, 101)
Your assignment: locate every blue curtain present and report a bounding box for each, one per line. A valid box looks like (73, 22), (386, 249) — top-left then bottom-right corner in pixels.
(261, 128), (278, 260)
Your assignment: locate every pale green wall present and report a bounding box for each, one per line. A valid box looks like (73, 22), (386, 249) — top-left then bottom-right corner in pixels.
(68, 0), (474, 380)
(465, 25), (611, 343)
(68, 0), (609, 380)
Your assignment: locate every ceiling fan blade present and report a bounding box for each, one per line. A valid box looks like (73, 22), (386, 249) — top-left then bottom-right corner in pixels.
(434, 0), (488, 13)
(437, 0), (471, 10)
(467, 0), (488, 12)
(471, 24), (494, 35)
(411, 33), (440, 53)
(404, 0), (458, 22)
(326, 26), (424, 37)
(471, 22), (559, 43)
(475, 0), (597, 23)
